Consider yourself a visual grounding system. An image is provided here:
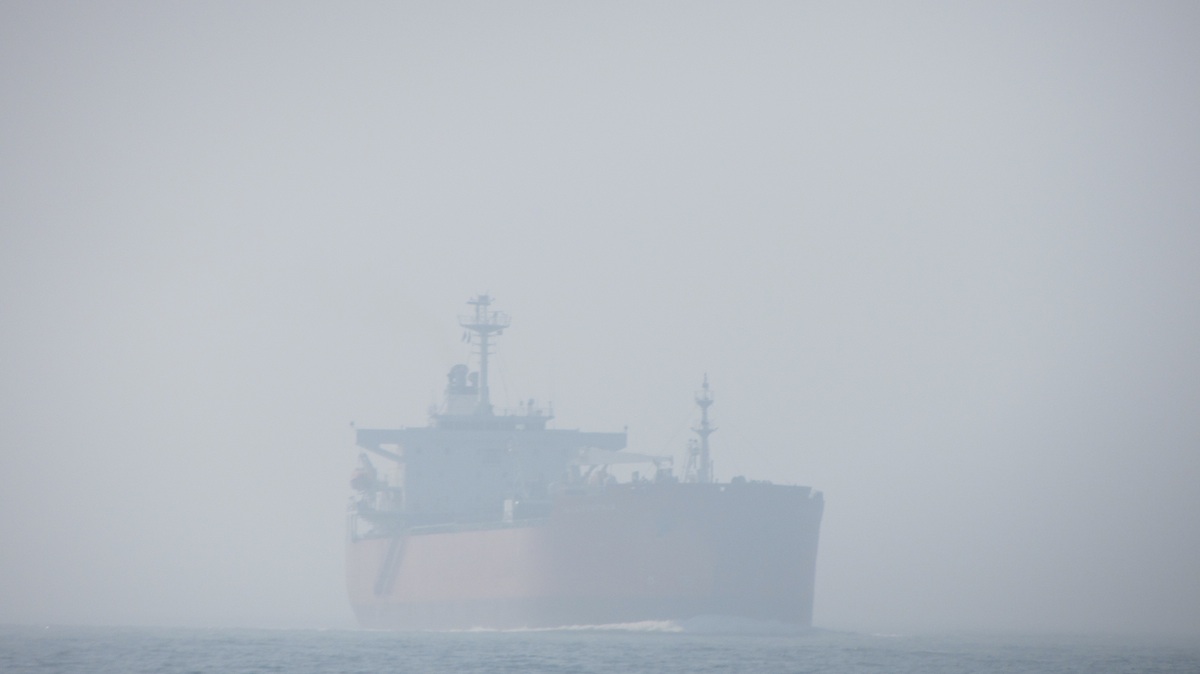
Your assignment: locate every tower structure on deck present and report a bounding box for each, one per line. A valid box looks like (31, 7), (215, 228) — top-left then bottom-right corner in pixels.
(457, 294), (510, 415)
(686, 374), (717, 483)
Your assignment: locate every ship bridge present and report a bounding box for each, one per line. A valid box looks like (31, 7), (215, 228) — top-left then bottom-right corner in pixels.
(352, 295), (634, 526)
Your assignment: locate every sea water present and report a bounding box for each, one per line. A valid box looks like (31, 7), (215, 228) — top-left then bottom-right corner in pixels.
(2, 622), (1197, 674)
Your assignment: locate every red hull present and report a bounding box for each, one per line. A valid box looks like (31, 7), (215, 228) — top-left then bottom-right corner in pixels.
(347, 482), (823, 629)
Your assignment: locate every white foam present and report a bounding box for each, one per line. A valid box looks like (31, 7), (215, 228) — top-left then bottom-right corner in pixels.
(447, 620), (684, 633)
(443, 616), (811, 635)
(675, 615), (810, 635)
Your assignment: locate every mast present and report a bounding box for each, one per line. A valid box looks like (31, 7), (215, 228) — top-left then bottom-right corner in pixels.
(691, 374), (717, 483)
(458, 294), (510, 415)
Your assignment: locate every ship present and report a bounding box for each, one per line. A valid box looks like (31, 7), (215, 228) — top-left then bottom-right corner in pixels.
(346, 295), (824, 630)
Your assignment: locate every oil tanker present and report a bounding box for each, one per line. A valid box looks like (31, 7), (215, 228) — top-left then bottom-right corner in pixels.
(346, 295), (824, 629)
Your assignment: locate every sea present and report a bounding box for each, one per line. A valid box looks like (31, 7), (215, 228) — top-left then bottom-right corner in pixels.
(2, 621), (1198, 674)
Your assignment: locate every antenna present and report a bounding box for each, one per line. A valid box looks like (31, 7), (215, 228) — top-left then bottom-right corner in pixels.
(458, 294), (510, 415)
(689, 374), (717, 483)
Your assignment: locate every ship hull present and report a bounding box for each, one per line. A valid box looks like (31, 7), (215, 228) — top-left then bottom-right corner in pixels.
(347, 482), (823, 630)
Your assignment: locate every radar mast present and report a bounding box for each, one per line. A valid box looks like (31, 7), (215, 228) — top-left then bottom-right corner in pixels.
(458, 294), (510, 415)
(686, 374), (717, 483)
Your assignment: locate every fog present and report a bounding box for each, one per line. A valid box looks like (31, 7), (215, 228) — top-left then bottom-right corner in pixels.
(2, 2), (1198, 635)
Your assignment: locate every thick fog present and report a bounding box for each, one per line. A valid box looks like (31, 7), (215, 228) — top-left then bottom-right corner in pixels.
(2, 2), (1198, 634)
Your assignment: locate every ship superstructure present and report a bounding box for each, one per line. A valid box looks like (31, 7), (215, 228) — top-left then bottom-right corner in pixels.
(347, 295), (823, 629)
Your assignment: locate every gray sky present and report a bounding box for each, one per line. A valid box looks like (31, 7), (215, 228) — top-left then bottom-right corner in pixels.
(2, 1), (1198, 634)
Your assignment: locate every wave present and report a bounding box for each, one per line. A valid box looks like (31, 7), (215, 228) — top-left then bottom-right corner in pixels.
(446, 615), (812, 635)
